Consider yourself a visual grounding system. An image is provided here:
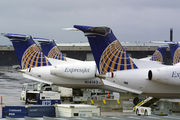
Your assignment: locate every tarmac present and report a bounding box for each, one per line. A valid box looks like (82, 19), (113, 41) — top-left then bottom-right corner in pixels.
(1, 70), (180, 119)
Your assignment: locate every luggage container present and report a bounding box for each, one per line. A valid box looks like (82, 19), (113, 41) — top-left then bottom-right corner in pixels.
(2, 105), (55, 118)
(25, 91), (61, 105)
(54, 104), (100, 117)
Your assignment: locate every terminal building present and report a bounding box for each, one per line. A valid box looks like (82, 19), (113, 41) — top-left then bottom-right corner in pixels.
(0, 42), (172, 69)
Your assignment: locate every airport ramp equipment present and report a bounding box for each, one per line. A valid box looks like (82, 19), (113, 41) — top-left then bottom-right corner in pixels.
(133, 97), (159, 110)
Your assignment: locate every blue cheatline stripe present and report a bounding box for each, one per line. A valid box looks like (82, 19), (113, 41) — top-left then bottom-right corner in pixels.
(99, 40), (137, 74)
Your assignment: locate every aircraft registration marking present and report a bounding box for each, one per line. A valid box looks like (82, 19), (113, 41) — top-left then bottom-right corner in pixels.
(85, 80), (100, 84)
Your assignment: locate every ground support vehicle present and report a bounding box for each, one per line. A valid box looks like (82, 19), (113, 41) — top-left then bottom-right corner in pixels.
(25, 91), (61, 105)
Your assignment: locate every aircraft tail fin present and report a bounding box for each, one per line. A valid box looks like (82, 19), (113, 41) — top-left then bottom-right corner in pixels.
(167, 41), (180, 64)
(150, 45), (168, 62)
(150, 40), (180, 64)
(74, 25), (138, 74)
(1, 33), (51, 69)
(34, 37), (66, 61)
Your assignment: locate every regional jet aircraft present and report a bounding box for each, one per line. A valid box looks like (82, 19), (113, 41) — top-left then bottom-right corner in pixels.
(73, 25), (180, 103)
(1, 31), (177, 105)
(150, 40), (180, 65)
(1, 33), (141, 94)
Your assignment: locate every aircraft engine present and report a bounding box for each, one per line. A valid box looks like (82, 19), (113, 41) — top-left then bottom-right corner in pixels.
(50, 62), (97, 79)
(148, 65), (180, 86)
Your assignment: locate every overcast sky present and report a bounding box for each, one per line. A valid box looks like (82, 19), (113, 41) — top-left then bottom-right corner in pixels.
(1, 0), (180, 45)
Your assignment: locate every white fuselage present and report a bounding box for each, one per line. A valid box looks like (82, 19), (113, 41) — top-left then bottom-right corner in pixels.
(24, 65), (101, 88)
(23, 65), (128, 93)
(106, 67), (180, 98)
(23, 57), (176, 98)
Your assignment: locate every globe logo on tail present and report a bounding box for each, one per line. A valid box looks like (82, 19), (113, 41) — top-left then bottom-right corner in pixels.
(22, 44), (51, 69)
(150, 50), (163, 62)
(48, 46), (66, 61)
(99, 40), (137, 74)
(173, 48), (180, 64)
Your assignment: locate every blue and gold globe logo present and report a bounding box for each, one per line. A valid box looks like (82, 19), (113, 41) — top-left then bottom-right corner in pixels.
(150, 50), (163, 62)
(48, 46), (66, 61)
(22, 44), (51, 69)
(99, 40), (137, 74)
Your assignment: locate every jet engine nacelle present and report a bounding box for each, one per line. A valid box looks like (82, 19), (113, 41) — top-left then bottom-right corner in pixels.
(50, 62), (97, 79)
(148, 65), (180, 86)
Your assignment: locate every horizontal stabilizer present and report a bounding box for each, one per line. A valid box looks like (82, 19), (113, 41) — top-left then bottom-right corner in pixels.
(149, 41), (177, 45)
(33, 37), (54, 43)
(159, 45), (169, 48)
(62, 28), (79, 31)
(1, 33), (29, 41)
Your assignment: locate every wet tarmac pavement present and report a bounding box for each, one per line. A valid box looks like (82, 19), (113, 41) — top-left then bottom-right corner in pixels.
(0, 70), (34, 106)
(1, 70), (180, 119)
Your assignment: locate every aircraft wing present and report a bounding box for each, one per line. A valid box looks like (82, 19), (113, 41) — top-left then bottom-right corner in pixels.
(22, 73), (53, 85)
(102, 80), (143, 94)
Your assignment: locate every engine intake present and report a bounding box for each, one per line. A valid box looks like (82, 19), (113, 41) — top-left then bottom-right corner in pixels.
(147, 66), (180, 86)
(148, 70), (152, 80)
